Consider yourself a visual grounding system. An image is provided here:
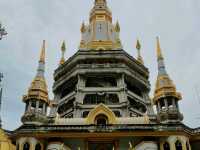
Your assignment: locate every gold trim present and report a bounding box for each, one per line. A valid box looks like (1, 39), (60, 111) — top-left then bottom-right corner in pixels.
(86, 103), (116, 124)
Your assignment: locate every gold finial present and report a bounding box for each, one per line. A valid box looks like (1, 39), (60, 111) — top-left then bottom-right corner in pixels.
(81, 22), (86, 33)
(136, 39), (144, 65)
(39, 40), (46, 63)
(115, 21), (120, 32)
(156, 37), (163, 59)
(60, 41), (66, 65)
(95, 0), (107, 5)
(79, 21), (86, 49)
(136, 39), (141, 50)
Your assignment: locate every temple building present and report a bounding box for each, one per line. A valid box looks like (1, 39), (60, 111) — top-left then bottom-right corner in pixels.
(1, 0), (200, 149)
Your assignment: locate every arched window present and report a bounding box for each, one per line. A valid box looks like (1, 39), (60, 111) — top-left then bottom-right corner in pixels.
(31, 101), (36, 110)
(163, 142), (170, 150)
(95, 114), (108, 126)
(175, 141), (182, 150)
(82, 111), (89, 118)
(23, 142), (30, 150)
(35, 143), (41, 150)
(83, 94), (119, 105)
(113, 111), (121, 117)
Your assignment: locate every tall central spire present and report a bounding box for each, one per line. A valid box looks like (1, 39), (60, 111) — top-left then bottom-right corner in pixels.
(79, 0), (122, 50)
(90, 0), (112, 23)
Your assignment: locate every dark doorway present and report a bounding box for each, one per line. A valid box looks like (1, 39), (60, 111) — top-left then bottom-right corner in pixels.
(35, 143), (41, 150)
(23, 142), (30, 150)
(88, 142), (114, 150)
(163, 142), (170, 150)
(95, 114), (108, 126)
(175, 141), (182, 150)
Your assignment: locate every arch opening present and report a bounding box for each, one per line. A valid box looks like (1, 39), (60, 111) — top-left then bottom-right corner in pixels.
(175, 140), (182, 150)
(23, 142), (30, 150)
(163, 142), (170, 150)
(35, 143), (41, 150)
(95, 114), (108, 126)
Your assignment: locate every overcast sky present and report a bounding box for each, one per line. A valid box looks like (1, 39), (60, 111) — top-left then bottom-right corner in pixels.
(0, 0), (200, 130)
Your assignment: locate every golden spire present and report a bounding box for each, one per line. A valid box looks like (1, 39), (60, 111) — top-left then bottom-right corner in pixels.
(81, 22), (86, 33)
(156, 37), (163, 60)
(115, 21), (120, 32)
(23, 40), (49, 104)
(39, 40), (46, 63)
(79, 22), (86, 49)
(153, 37), (181, 104)
(136, 39), (144, 65)
(95, 0), (107, 5)
(60, 41), (66, 65)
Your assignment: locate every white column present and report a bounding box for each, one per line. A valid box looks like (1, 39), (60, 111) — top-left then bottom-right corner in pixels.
(36, 101), (39, 112)
(43, 103), (46, 115)
(169, 141), (176, 150)
(160, 142), (164, 150)
(172, 99), (176, 109)
(158, 101), (161, 112)
(164, 99), (168, 109)
(28, 101), (32, 111)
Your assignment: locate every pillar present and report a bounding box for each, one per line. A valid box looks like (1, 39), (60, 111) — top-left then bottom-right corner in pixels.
(43, 103), (46, 115)
(160, 141), (164, 150)
(180, 138), (188, 150)
(164, 99), (168, 109)
(182, 143), (187, 150)
(77, 74), (85, 89)
(30, 142), (35, 150)
(76, 74), (85, 104)
(167, 137), (176, 150)
(19, 143), (23, 150)
(158, 101), (161, 112)
(36, 101), (39, 112)
(144, 92), (155, 116)
(118, 74), (127, 103)
(28, 101), (32, 112)
(169, 141), (176, 150)
(172, 99), (176, 108)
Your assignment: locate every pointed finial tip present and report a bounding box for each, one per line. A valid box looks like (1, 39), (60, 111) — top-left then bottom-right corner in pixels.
(42, 40), (46, 50)
(136, 39), (144, 64)
(39, 40), (46, 63)
(115, 21), (120, 32)
(136, 38), (141, 50)
(61, 41), (66, 52)
(156, 36), (163, 59)
(60, 40), (66, 65)
(95, 0), (107, 4)
(81, 21), (86, 33)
